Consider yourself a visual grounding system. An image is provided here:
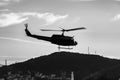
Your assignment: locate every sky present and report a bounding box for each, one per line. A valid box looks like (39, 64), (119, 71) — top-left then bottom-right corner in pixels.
(0, 0), (120, 65)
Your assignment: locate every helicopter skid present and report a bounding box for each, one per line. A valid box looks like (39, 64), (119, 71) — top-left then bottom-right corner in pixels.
(58, 46), (73, 50)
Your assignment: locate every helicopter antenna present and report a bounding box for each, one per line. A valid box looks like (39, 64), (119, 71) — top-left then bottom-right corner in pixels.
(24, 23), (28, 28)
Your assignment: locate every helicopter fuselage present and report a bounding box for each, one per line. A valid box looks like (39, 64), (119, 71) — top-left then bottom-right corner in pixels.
(51, 34), (77, 46)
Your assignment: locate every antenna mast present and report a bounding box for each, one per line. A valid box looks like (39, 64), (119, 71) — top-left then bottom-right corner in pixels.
(71, 72), (74, 80)
(5, 59), (7, 66)
(88, 46), (90, 54)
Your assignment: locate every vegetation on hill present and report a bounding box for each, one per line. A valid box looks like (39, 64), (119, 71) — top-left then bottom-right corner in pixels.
(0, 51), (120, 80)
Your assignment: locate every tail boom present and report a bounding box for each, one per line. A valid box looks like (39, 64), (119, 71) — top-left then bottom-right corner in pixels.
(25, 24), (51, 42)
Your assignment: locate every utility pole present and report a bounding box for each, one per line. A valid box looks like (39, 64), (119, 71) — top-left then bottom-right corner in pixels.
(5, 59), (7, 66)
(71, 72), (74, 80)
(88, 46), (90, 54)
(95, 51), (96, 54)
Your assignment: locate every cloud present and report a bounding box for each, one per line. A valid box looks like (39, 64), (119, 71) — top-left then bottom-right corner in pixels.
(0, 37), (46, 45)
(0, 12), (68, 27)
(112, 14), (120, 21)
(66, 0), (95, 2)
(2, 0), (20, 2)
(37, 13), (68, 25)
(115, 0), (120, 1)
(0, 36), (55, 47)
(0, 2), (8, 6)
(0, 9), (9, 11)
(0, 0), (21, 6)
(0, 13), (28, 27)
(67, 0), (120, 2)
(21, 12), (68, 25)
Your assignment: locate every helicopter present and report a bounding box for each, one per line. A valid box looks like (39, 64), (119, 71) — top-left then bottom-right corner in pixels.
(24, 23), (86, 50)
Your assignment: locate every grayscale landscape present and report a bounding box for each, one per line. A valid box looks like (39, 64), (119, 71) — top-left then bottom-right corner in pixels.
(0, 0), (120, 80)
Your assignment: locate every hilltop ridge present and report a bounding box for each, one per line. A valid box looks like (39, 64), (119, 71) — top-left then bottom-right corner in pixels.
(0, 51), (120, 80)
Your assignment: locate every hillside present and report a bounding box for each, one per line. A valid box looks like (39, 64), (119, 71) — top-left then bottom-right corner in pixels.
(0, 51), (120, 80)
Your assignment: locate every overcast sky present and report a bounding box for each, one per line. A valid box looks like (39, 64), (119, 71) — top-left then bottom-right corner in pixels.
(0, 0), (120, 64)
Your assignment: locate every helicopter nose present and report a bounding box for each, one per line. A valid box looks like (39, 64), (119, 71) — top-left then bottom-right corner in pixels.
(74, 41), (77, 45)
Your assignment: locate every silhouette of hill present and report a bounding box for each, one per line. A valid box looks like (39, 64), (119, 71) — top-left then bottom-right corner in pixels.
(82, 62), (120, 80)
(0, 51), (120, 80)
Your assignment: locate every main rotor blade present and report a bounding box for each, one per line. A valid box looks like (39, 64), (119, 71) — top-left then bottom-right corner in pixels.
(40, 29), (61, 31)
(65, 27), (86, 31)
(40, 27), (86, 32)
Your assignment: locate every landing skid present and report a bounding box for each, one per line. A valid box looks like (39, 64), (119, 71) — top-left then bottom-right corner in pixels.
(58, 46), (73, 51)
